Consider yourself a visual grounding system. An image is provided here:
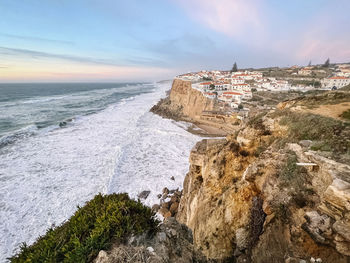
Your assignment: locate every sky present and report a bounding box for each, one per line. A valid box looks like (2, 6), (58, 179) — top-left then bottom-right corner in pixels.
(0, 0), (350, 82)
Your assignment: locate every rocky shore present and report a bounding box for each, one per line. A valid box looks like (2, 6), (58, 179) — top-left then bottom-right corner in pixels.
(147, 80), (350, 262)
(12, 79), (350, 263)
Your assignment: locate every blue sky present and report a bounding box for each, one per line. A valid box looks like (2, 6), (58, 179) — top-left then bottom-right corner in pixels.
(0, 0), (349, 82)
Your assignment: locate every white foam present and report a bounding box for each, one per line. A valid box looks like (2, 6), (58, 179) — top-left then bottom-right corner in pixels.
(0, 81), (200, 262)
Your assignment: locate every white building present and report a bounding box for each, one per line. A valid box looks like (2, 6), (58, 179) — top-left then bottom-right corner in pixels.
(203, 92), (216, 99)
(220, 91), (243, 103)
(322, 76), (350, 89)
(231, 78), (245, 85)
(199, 82), (213, 90)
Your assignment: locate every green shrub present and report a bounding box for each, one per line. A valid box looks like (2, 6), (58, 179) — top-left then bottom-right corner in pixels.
(10, 193), (159, 263)
(340, 109), (350, 120)
(279, 152), (306, 184)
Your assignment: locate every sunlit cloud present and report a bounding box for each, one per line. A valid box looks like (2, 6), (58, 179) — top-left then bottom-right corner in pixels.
(0, 46), (122, 66)
(0, 33), (74, 45)
(0, 55), (174, 82)
(175, 0), (264, 39)
(175, 0), (350, 65)
(294, 17), (350, 64)
(0, 46), (168, 68)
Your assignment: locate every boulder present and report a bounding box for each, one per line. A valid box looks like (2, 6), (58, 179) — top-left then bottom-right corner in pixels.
(138, 190), (151, 200)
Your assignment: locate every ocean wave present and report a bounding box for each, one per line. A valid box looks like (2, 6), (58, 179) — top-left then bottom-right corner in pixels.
(0, 125), (39, 149)
(0, 81), (195, 262)
(0, 118), (79, 149)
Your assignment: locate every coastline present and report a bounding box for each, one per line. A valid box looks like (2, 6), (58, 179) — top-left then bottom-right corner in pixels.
(1, 81), (201, 262)
(150, 79), (239, 138)
(9, 78), (350, 262)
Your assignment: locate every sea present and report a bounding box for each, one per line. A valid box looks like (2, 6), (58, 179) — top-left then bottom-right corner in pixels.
(0, 81), (200, 262)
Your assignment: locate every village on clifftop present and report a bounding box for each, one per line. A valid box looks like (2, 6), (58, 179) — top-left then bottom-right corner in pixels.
(176, 62), (350, 110)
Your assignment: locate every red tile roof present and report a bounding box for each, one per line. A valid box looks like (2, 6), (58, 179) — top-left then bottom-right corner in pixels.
(328, 76), (349, 80)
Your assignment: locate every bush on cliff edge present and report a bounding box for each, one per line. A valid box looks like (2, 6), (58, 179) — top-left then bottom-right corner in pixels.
(10, 193), (159, 263)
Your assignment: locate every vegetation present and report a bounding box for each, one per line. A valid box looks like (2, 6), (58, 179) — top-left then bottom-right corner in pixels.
(289, 79), (321, 88)
(231, 62), (238, 72)
(288, 79), (321, 87)
(273, 151), (310, 222)
(247, 112), (271, 135)
(202, 77), (212, 81)
(323, 58), (330, 68)
(10, 193), (159, 263)
(340, 109), (350, 120)
(295, 91), (350, 106)
(340, 84), (350, 91)
(273, 110), (349, 155)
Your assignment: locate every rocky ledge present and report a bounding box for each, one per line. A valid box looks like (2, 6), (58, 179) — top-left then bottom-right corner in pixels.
(95, 217), (210, 263)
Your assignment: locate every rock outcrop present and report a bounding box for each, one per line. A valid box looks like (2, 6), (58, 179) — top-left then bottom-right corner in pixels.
(176, 112), (350, 262)
(151, 79), (215, 121)
(151, 79), (239, 136)
(94, 217), (210, 263)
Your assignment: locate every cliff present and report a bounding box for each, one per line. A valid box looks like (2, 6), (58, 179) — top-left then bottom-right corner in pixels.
(176, 93), (350, 262)
(151, 79), (238, 136)
(151, 79), (215, 121)
(13, 86), (350, 263)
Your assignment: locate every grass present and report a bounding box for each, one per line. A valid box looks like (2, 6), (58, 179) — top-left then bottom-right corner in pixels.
(296, 91), (350, 107)
(340, 84), (350, 91)
(10, 193), (159, 263)
(273, 151), (309, 221)
(340, 109), (350, 120)
(279, 151), (306, 184)
(273, 110), (349, 155)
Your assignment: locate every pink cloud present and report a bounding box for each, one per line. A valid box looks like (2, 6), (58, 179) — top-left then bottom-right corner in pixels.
(294, 19), (350, 63)
(175, 0), (264, 39)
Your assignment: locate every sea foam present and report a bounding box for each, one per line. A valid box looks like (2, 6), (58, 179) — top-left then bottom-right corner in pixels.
(0, 82), (199, 262)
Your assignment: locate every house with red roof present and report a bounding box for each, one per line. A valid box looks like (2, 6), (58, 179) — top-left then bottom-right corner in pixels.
(321, 76), (350, 89)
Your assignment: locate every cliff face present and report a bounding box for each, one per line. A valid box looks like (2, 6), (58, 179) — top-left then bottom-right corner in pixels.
(151, 79), (239, 136)
(176, 111), (350, 262)
(169, 79), (215, 119)
(151, 79), (215, 121)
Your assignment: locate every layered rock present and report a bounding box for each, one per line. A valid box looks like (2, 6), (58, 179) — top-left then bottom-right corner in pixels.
(151, 79), (238, 136)
(176, 113), (350, 262)
(151, 79), (215, 121)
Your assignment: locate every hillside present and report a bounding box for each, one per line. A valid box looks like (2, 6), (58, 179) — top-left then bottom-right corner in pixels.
(10, 82), (350, 263)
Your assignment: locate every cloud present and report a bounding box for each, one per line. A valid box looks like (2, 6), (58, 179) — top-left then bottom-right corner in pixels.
(175, 0), (350, 65)
(0, 46), (167, 67)
(294, 17), (350, 64)
(175, 0), (264, 39)
(0, 33), (74, 45)
(0, 46), (117, 66)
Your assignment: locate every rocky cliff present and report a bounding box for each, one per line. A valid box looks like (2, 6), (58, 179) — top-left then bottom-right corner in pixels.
(151, 79), (238, 136)
(151, 79), (215, 121)
(176, 98), (350, 262)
